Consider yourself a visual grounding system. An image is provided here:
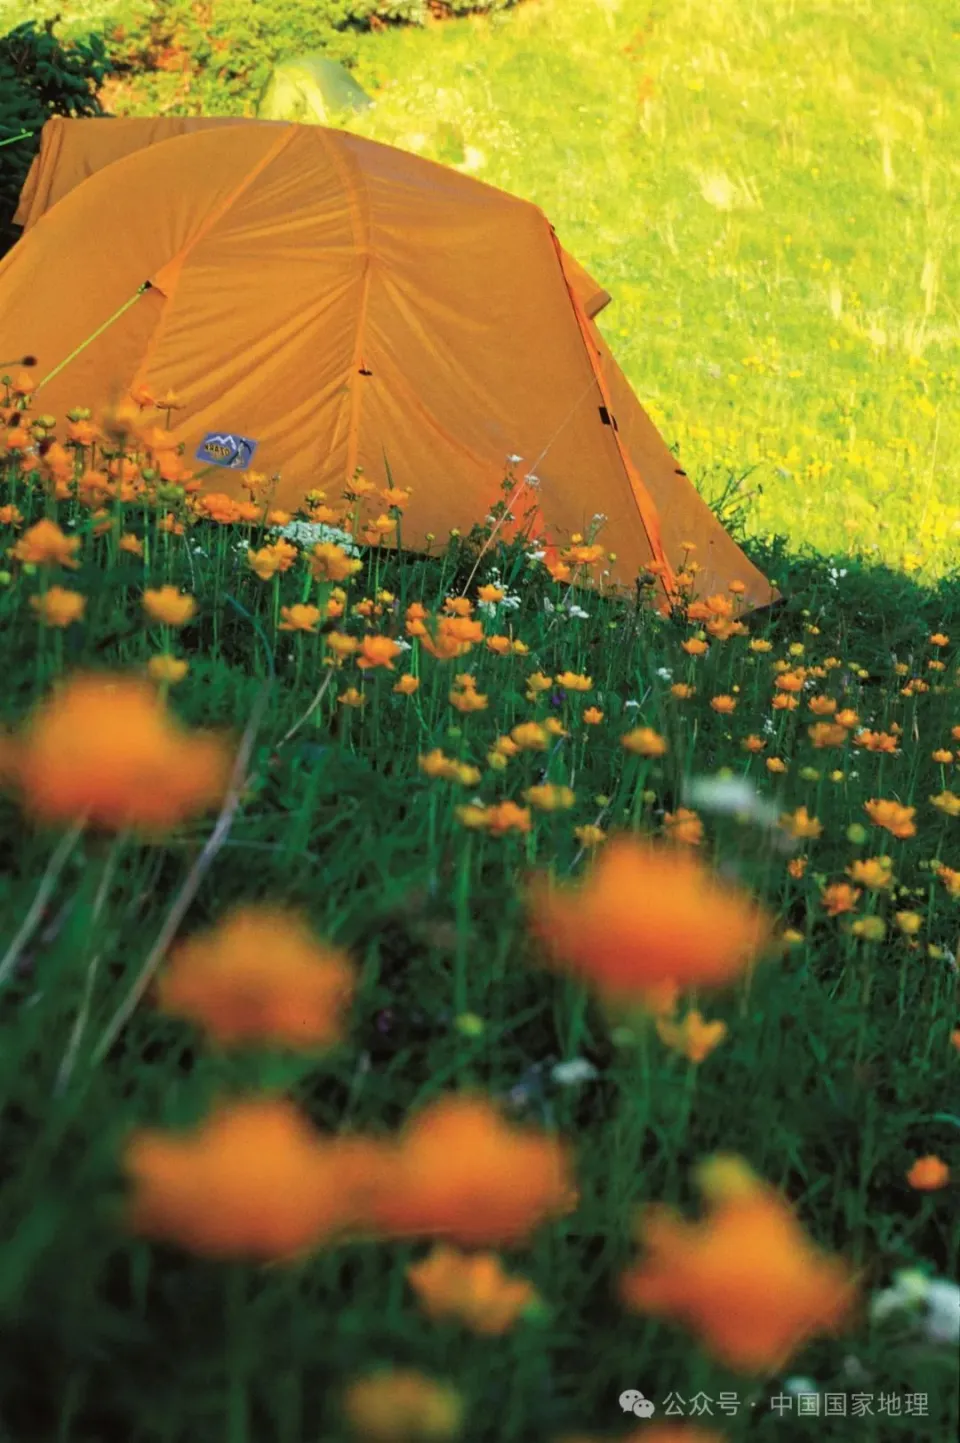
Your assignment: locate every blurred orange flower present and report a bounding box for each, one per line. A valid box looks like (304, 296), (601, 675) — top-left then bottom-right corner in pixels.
(143, 586), (197, 628)
(406, 1245), (539, 1335)
(906, 1155), (950, 1190)
(358, 635), (403, 670)
(125, 1098), (381, 1261)
(13, 518), (80, 568)
(367, 1095), (576, 1246)
(656, 1010), (727, 1063)
(309, 542), (362, 583)
(528, 837), (771, 1002)
(620, 1156), (857, 1372)
(147, 655), (189, 686)
(155, 907), (355, 1050)
(278, 604), (322, 633)
(0, 673), (232, 834)
(622, 726), (667, 757)
(342, 1370), (463, 1442)
(30, 586), (85, 627)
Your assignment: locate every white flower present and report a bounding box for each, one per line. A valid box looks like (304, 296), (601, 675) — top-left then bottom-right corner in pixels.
(551, 1058), (598, 1086)
(543, 598), (556, 614)
(762, 716), (776, 734)
(272, 521), (360, 554)
(682, 774), (781, 828)
(656, 667), (673, 681)
(566, 605), (590, 619)
(624, 699), (641, 710)
(531, 549), (546, 561)
(478, 600), (498, 618)
(870, 1270), (960, 1347)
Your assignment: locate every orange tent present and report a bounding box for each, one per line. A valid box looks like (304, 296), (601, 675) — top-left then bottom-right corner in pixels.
(3, 115), (776, 609)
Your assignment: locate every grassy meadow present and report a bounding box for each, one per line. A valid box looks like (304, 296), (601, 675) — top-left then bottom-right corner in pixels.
(0, 1), (959, 1441)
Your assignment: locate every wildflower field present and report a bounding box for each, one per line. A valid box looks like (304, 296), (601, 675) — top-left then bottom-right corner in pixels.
(0, 367), (957, 1443)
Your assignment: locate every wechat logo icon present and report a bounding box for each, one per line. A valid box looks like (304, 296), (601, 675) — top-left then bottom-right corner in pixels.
(619, 1390), (655, 1418)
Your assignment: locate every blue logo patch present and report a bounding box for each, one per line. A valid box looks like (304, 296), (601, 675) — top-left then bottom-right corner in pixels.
(195, 431), (258, 470)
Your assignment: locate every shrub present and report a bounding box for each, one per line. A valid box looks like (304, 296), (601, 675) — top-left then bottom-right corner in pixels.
(97, 0), (526, 115)
(0, 18), (114, 260)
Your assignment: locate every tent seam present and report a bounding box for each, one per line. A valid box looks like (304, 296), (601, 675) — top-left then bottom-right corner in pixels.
(546, 220), (677, 605)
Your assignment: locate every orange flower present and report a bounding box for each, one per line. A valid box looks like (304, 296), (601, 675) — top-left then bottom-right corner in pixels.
(906, 1155), (950, 1190)
(808, 722), (848, 749)
(780, 806), (822, 840)
(622, 726), (668, 757)
(147, 655), (189, 686)
(574, 824), (606, 848)
(342, 1370), (463, 1442)
(620, 1156), (857, 1372)
(864, 798), (916, 839)
(443, 597), (474, 617)
(367, 1095), (576, 1246)
(278, 604), (322, 633)
(555, 671), (592, 692)
(394, 674), (420, 695)
(125, 1098), (381, 1261)
(821, 883), (861, 916)
(663, 808), (703, 845)
(155, 907), (356, 1050)
(309, 542), (362, 584)
(449, 680), (488, 712)
(854, 729), (898, 753)
(476, 583), (504, 603)
(143, 586), (197, 628)
(709, 694), (737, 714)
(742, 734), (766, 753)
(357, 635), (402, 670)
(29, 586), (85, 627)
(510, 721), (550, 751)
(681, 638), (709, 657)
(338, 687), (366, 708)
(524, 783), (575, 811)
(406, 1246), (539, 1335)
(0, 504), (24, 526)
(774, 668), (806, 693)
(528, 837), (771, 1001)
(582, 706), (604, 725)
(808, 694), (838, 715)
(13, 518), (81, 568)
(655, 1010), (727, 1063)
(1, 672), (232, 834)
(118, 532), (144, 557)
(847, 857), (894, 890)
(457, 801), (531, 835)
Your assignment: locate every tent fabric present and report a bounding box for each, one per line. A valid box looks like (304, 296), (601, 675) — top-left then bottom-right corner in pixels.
(3, 116), (777, 609)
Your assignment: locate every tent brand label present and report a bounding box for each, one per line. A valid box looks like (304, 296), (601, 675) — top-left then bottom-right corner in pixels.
(195, 431), (258, 470)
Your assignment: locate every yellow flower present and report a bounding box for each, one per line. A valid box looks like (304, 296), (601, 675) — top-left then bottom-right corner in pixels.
(326, 632), (360, 659)
(510, 722), (549, 751)
(656, 1010), (727, 1063)
(766, 757), (788, 773)
(247, 545), (283, 582)
(338, 687), (365, 707)
(932, 749), (954, 764)
(456, 801), (531, 835)
(30, 586), (85, 627)
(476, 584), (504, 603)
(781, 806), (822, 840)
(143, 586), (197, 628)
(419, 751), (481, 787)
(526, 671), (553, 694)
(574, 824), (606, 848)
(147, 655), (189, 686)
(850, 916), (886, 941)
(749, 638), (773, 653)
(524, 784), (575, 811)
(485, 634), (512, 655)
(930, 790), (960, 817)
(555, 671), (592, 692)
(895, 911), (923, 935)
(278, 604), (322, 633)
(406, 1246), (539, 1336)
(622, 727), (668, 758)
(342, 1370), (463, 1441)
(847, 857), (894, 890)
